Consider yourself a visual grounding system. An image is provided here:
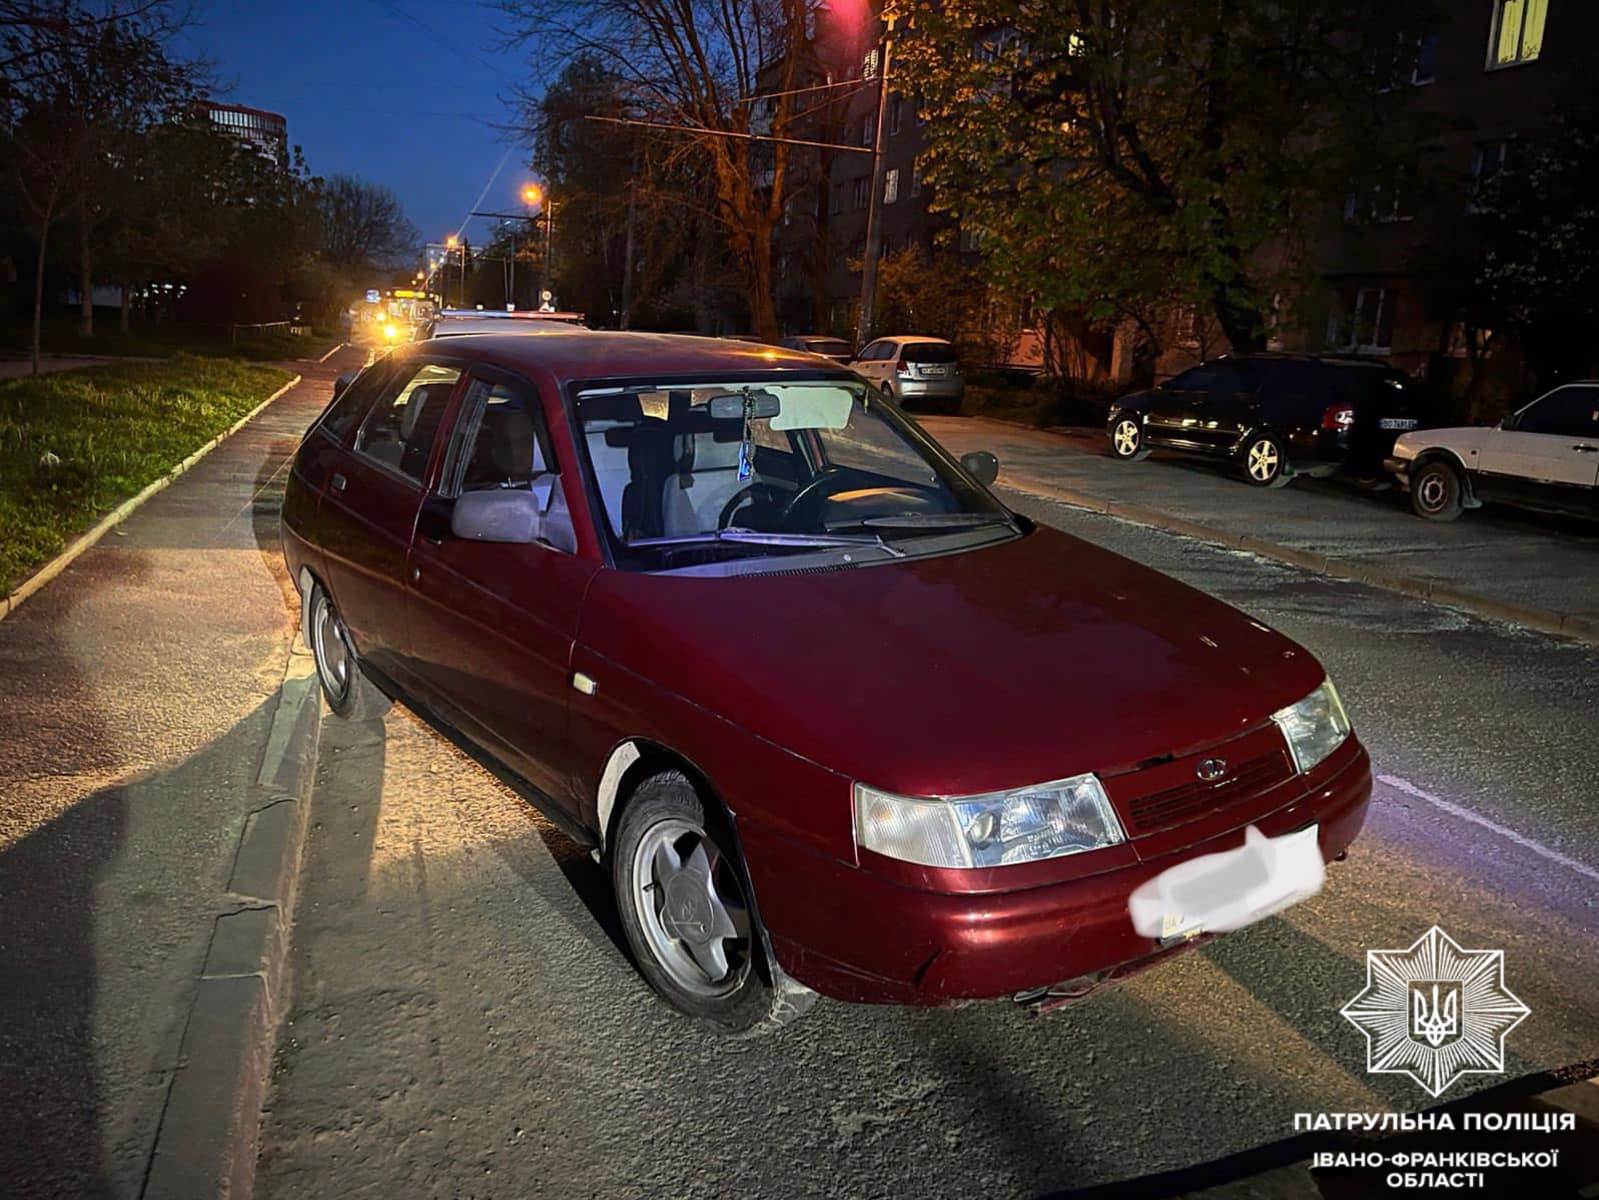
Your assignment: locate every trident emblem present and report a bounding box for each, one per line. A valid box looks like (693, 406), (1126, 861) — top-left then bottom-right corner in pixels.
(1409, 981), (1460, 1047)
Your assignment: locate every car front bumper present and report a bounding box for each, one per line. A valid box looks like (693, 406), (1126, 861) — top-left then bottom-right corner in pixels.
(744, 740), (1371, 1005)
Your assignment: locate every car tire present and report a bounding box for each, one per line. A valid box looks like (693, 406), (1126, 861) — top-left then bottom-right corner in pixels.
(1242, 433), (1290, 488)
(1110, 416), (1151, 461)
(612, 770), (813, 1035)
(307, 582), (391, 720)
(1411, 459), (1465, 521)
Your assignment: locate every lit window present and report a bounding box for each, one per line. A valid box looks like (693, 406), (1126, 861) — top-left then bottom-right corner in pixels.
(884, 168), (899, 205)
(1489, 0), (1546, 67)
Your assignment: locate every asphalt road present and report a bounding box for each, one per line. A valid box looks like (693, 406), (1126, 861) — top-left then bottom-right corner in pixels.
(255, 436), (1599, 1198)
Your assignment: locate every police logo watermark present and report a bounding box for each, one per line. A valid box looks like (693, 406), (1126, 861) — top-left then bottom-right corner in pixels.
(1341, 925), (1529, 1097)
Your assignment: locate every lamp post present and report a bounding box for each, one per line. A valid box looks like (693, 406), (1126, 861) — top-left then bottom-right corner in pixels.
(445, 234), (465, 307)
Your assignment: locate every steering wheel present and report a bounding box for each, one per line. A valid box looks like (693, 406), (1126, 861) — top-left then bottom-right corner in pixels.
(773, 466), (861, 529)
(717, 481), (787, 530)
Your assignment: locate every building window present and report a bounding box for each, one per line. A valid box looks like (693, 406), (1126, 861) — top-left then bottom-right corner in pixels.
(1411, 32), (1440, 84)
(1470, 140), (1513, 201)
(1344, 168), (1413, 224)
(910, 162), (922, 198)
(861, 115), (874, 147)
(1174, 305), (1199, 348)
(889, 95), (903, 136)
(831, 183), (844, 215)
(1488, 0), (1546, 67)
(864, 46), (881, 80)
(852, 177), (869, 211)
(884, 168), (899, 205)
(1329, 287), (1397, 352)
(958, 223), (983, 253)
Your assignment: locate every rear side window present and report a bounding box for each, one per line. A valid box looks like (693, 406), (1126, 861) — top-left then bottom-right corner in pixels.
(320, 363), (391, 443)
(354, 362), (461, 483)
(902, 342), (957, 364)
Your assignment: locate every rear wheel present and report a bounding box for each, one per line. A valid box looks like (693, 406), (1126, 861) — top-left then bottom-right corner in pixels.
(1242, 433), (1290, 488)
(1411, 459), (1465, 521)
(612, 771), (813, 1034)
(308, 582), (390, 719)
(1110, 416), (1151, 461)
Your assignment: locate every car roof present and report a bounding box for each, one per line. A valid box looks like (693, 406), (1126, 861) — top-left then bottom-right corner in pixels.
(877, 335), (951, 345)
(430, 316), (591, 337)
(788, 334), (849, 342)
(419, 329), (852, 381)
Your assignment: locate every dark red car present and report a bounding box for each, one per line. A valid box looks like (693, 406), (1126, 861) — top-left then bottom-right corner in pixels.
(282, 331), (1371, 1032)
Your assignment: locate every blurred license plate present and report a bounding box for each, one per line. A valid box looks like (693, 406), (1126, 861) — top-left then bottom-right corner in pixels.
(921, 366), (948, 376)
(1378, 417), (1419, 430)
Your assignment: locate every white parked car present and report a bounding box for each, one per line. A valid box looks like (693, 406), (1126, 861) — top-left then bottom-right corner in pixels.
(848, 336), (964, 411)
(1385, 382), (1599, 520)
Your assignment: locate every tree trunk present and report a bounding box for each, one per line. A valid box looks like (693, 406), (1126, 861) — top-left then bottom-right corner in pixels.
(1208, 283), (1266, 354)
(32, 216), (51, 376)
(78, 211), (93, 338)
(120, 283), (131, 333)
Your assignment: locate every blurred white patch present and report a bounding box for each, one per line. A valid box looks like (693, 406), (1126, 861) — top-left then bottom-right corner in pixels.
(1129, 824), (1324, 941)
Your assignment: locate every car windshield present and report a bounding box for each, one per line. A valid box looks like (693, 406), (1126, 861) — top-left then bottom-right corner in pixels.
(573, 377), (1014, 572)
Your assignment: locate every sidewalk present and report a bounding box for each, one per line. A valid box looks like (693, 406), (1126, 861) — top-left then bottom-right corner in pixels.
(922, 417), (1599, 644)
(0, 350), (358, 1197)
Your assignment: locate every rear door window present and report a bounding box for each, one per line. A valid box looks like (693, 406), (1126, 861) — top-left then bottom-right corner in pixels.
(441, 374), (554, 497)
(354, 362), (462, 483)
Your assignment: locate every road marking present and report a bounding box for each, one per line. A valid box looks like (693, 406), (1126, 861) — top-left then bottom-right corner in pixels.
(1377, 773), (1599, 885)
(317, 341), (346, 363)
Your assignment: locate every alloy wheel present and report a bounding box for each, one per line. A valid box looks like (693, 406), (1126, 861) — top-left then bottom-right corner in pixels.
(631, 817), (753, 998)
(1246, 438), (1281, 482)
(1113, 418), (1141, 457)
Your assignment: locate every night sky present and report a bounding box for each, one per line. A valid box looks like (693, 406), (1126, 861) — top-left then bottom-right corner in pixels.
(179, 0), (539, 253)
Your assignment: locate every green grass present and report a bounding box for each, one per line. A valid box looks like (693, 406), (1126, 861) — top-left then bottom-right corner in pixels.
(0, 317), (341, 363)
(0, 355), (296, 594)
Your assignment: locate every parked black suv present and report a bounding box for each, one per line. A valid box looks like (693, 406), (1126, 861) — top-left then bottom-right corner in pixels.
(1106, 354), (1422, 487)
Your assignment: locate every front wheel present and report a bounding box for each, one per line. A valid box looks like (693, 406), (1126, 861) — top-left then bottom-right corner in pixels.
(612, 771), (813, 1034)
(1242, 433), (1290, 488)
(1109, 416), (1151, 461)
(1411, 459), (1465, 521)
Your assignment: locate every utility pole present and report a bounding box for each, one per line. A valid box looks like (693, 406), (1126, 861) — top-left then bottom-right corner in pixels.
(855, 17), (896, 349)
(621, 167), (638, 329)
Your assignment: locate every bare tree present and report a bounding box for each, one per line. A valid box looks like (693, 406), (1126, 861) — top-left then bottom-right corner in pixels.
(317, 175), (421, 272)
(499, 0), (818, 340)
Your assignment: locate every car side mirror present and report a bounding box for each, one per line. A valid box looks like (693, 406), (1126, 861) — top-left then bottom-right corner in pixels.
(1499, 413), (1518, 431)
(331, 371), (355, 401)
(961, 450), (999, 485)
(451, 488), (544, 543)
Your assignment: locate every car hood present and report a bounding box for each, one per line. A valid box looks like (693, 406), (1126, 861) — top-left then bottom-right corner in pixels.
(1396, 426), (1495, 456)
(579, 525), (1326, 797)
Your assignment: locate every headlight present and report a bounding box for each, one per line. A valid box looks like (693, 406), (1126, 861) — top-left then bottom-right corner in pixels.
(383, 323), (399, 340)
(853, 773), (1126, 868)
(1272, 679), (1351, 774)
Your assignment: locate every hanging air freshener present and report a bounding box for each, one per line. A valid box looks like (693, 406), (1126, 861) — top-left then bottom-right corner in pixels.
(737, 391), (754, 481)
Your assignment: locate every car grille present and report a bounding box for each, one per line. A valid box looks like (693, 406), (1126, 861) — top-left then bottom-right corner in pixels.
(1121, 748), (1295, 836)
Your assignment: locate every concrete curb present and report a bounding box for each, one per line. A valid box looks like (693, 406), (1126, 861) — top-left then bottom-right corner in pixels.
(0, 373), (302, 624)
(1003, 477), (1599, 649)
(143, 644), (323, 1200)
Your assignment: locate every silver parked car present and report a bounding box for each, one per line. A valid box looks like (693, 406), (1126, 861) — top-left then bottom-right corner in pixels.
(848, 336), (965, 411)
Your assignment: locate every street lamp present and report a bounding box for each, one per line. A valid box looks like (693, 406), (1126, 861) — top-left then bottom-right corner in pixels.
(520, 182), (556, 310)
(445, 234), (465, 307)
(856, 13), (898, 348)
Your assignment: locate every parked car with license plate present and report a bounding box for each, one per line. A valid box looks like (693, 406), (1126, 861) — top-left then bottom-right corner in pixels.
(849, 335), (965, 411)
(1107, 354), (1422, 486)
(1385, 381), (1599, 520)
(283, 331), (1370, 1032)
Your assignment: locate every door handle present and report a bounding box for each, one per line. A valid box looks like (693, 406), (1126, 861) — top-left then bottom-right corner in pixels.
(331, 472), (348, 492)
(1572, 444), (1598, 453)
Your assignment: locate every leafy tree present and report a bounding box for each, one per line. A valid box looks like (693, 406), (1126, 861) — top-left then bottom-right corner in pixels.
(1415, 91), (1599, 395)
(500, 0), (821, 340)
(1, 1), (200, 365)
(894, 0), (1444, 353)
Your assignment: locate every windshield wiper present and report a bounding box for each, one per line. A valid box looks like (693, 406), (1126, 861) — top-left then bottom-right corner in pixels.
(631, 529), (907, 557)
(827, 512), (1016, 533)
